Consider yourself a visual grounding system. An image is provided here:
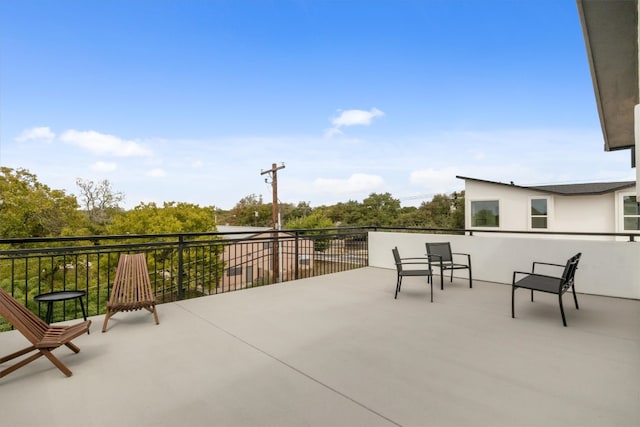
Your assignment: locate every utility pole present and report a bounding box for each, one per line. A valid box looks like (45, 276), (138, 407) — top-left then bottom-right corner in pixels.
(261, 162), (285, 283)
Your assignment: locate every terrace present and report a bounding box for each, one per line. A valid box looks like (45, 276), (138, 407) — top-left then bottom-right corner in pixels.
(0, 229), (638, 426)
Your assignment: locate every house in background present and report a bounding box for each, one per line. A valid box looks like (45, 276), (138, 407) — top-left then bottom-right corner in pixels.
(457, 176), (638, 238)
(217, 226), (315, 291)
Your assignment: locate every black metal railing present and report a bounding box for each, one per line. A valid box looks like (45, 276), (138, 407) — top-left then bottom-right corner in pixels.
(0, 227), (370, 330)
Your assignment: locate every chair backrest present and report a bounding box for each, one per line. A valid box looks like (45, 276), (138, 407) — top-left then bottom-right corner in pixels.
(0, 287), (48, 344)
(109, 253), (155, 305)
(425, 242), (453, 262)
(560, 252), (581, 292)
(392, 247), (402, 272)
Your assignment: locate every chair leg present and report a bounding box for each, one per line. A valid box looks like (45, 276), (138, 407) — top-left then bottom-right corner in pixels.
(468, 266), (473, 288)
(151, 305), (159, 325)
(65, 342), (81, 353)
(0, 352), (43, 378)
(530, 289), (534, 302)
(40, 349), (73, 377)
(571, 285), (579, 309)
(429, 277), (433, 303)
(559, 294), (567, 327)
(394, 275), (401, 299)
(102, 309), (113, 332)
(511, 286), (516, 318)
(0, 345), (36, 363)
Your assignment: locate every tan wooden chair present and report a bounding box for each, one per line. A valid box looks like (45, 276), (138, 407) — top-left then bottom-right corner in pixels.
(0, 287), (91, 378)
(102, 253), (159, 332)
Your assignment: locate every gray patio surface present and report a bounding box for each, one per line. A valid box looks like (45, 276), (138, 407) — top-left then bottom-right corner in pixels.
(1, 267), (638, 427)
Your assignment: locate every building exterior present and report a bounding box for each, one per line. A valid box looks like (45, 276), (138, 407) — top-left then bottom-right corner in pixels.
(217, 226), (315, 290)
(457, 176), (638, 236)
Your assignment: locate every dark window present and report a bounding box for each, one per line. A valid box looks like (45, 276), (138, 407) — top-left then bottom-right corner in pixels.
(531, 198), (548, 229)
(623, 196), (640, 230)
(471, 200), (499, 227)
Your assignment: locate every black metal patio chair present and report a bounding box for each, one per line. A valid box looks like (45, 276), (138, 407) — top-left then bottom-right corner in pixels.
(511, 252), (581, 326)
(425, 242), (472, 290)
(392, 247), (433, 302)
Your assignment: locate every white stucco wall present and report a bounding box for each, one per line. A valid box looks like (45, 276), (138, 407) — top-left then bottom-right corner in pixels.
(369, 231), (640, 299)
(552, 193), (614, 232)
(464, 179), (634, 235)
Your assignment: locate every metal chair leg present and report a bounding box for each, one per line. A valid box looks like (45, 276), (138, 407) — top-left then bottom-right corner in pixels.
(559, 294), (567, 327)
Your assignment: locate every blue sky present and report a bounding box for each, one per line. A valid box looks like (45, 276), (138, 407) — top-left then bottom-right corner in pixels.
(0, 0), (634, 210)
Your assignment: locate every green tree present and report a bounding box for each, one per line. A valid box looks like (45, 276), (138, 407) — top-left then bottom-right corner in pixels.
(107, 201), (217, 235)
(284, 212), (334, 230)
(106, 201), (221, 299)
(227, 194), (272, 226)
(413, 191), (465, 229)
(75, 178), (125, 234)
(282, 201), (313, 223)
(284, 212), (335, 251)
(0, 167), (84, 238)
(361, 193), (401, 226)
(324, 200), (362, 225)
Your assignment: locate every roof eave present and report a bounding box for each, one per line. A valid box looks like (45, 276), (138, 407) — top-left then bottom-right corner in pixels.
(577, 0), (638, 152)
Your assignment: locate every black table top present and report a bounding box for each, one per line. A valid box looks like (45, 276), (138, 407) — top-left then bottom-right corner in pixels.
(34, 290), (86, 302)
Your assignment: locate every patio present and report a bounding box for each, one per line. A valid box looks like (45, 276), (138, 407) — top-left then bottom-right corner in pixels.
(1, 266), (638, 427)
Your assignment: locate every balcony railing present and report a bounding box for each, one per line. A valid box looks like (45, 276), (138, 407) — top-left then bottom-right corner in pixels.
(2, 226), (638, 332)
(0, 227), (370, 330)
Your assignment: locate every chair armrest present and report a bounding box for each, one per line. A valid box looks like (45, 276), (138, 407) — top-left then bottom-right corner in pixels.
(451, 252), (471, 263)
(397, 261), (431, 267)
(512, 271), (562, 285)
(532, 261), (564, 274)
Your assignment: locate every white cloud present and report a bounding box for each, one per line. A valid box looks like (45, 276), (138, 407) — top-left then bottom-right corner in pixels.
(325, 108), (385, 138)
(91, 161), (118, 172)
(60, 129), (152, 157)
(409, 167), (461, 194)
(323, 127), (343, 138)
(313, 173), (385, 195)
(146, 168), (166, 177)
(16, 126), (55, 142)
(331, 108), (385, 128)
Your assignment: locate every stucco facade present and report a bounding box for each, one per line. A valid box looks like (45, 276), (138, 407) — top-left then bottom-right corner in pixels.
(459, 176), (637, 237)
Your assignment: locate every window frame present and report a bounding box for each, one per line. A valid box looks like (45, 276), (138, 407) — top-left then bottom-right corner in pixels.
(528, 196), (552, 230)
(620, 192), (640, 231)
(469, 199), (500, 228)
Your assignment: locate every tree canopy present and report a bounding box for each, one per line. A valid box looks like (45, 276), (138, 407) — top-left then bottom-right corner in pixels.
(0, 167), (465, 238)
(107, 202), (217, 235)
(0, 167), (83, 238)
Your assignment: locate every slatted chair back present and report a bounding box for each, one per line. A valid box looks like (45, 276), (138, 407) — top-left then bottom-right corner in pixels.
(0, 287), (48, 345)
(102, 253), (159, 332)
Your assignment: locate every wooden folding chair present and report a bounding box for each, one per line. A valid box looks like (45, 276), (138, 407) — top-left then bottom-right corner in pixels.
(0, 287), (91, 378)
(102, 253), (159, 332)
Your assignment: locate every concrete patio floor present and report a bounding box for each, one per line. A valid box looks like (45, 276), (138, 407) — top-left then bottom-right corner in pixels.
(1, 267), (638, 427)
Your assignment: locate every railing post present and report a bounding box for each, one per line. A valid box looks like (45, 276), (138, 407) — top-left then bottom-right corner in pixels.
(177, 235), (185, 299)
(294, 231), (299, 280)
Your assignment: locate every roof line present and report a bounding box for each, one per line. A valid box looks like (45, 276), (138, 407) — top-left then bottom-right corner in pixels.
(456, 175), (636, 196)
